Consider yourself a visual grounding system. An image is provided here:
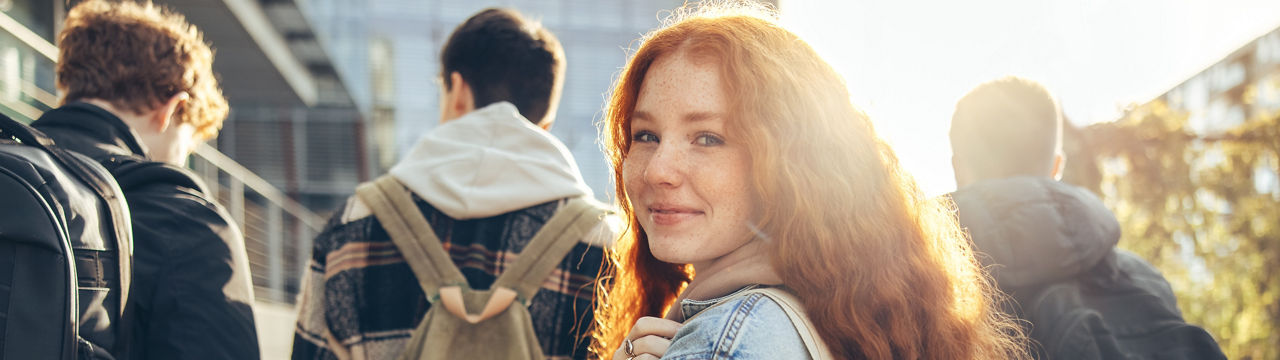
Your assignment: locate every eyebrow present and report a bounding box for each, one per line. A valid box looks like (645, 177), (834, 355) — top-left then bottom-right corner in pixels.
(631, 110), (725, 123)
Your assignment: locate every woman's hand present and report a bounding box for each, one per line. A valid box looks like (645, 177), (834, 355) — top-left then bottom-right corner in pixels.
(613, 316), (683, 360)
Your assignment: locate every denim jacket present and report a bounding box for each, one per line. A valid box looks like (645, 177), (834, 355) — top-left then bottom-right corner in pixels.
(663, 286), (812, 359)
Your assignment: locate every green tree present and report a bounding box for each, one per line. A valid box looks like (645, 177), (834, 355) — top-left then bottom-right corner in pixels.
(1063, 101), (1280, 359)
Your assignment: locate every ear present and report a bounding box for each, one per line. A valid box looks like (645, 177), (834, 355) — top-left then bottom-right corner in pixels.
(448, 71), (475, 115)
(151, 92), (189, 133)
(1051, 153), (1066, 181)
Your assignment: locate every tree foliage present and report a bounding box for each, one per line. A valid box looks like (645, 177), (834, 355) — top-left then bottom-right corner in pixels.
(1062, 101), (1280, 360)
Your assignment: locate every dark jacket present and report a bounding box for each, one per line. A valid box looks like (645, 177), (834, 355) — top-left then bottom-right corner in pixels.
(33, 103), (260, 360)
(952, 177), (1124, 289)
(952, 177), (1222, 359)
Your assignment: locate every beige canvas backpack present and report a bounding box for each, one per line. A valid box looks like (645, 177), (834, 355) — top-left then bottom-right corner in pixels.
(355, 176), (607, 360)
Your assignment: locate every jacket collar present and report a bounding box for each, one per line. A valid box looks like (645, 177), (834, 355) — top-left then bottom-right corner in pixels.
(676, 284), (765, 322)
(31, 102), (150, 158)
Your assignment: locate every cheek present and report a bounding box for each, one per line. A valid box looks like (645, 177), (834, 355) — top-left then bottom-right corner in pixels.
(699, 154), (751, 191)
(701, 153), (756, 215)
(621, 153), (646, 196)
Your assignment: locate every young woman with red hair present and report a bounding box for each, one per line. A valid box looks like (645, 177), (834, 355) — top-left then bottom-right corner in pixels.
(591, 2), (1029, 359)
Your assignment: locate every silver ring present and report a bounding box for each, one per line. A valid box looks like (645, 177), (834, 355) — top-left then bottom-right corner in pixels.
(624, 338), (636, 357)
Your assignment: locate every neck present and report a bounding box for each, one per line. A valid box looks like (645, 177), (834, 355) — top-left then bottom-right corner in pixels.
(81, 99), (150, 128)
(666, 238), (783, 320)
(959, 173), (1055, 189)
(79, 98), (187, 165)
(689, 238), (771, 284)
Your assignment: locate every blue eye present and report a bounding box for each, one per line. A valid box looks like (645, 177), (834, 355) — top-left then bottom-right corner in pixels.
(633, 131), (659, 143)
(694, 133), (724, 146)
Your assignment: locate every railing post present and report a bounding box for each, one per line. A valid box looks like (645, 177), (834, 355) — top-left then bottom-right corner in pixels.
(268, 202), (284, 302)
(189, 153), (219, 200)
(189, 144), (326, 305)
(230, 178), (246, 229)
(294, 218), (314, 303)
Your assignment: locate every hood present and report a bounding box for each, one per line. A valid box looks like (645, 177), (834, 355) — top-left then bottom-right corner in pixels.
(951, 177), (1120, 287)
(389, 102), (592, 220)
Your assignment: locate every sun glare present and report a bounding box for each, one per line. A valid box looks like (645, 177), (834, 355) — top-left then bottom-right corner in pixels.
(781, 0), (1280, 196)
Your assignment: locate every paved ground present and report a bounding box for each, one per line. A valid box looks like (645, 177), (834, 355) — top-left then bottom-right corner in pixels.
(255, 301), (298, 360)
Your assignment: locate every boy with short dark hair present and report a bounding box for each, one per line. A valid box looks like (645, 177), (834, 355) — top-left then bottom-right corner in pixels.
(291, 8), (612, 360)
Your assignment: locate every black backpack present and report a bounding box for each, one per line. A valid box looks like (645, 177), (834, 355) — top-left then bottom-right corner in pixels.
(0, 114), (133, 360)
(1009, 250), (1226, 360)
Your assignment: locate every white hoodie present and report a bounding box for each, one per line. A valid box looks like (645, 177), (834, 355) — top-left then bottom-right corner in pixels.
(388, 102), (595, 220)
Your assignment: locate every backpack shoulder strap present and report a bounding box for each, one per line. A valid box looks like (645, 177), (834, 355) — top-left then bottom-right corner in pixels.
(0, 116), (132, 315)
(492, 197), (608, 302)
(355, 175), (468, 301)
(100, 155), (203, 194)
(742, 287), (834, 360)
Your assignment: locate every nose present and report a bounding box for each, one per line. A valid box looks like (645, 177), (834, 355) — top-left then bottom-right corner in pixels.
(643, 142), (683, 189)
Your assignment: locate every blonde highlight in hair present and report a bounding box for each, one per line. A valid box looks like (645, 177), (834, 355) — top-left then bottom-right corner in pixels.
(592, 1), (1028, 358)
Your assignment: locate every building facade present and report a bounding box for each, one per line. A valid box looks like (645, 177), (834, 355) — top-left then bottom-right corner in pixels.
(0, 0), (58, 122)
(302, 0), (689, 202)
(1161, 25), (1280, 134)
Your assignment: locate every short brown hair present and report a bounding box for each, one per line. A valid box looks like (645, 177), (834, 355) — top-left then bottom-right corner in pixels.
(57, 0), (228, 140)
(440, 8), (565, 125)
(950, 76), (1062, 180)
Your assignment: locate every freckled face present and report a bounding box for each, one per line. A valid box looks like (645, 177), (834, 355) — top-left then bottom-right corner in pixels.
(623, 53), (758, 267)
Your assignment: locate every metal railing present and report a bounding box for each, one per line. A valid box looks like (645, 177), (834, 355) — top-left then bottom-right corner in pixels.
(2, 12), (321, 304)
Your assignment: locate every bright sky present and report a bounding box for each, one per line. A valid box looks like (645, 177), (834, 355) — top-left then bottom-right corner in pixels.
(781, 0), (1280, 196)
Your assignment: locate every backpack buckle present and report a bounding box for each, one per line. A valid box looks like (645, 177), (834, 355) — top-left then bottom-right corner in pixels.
(439, 286), (519, 324)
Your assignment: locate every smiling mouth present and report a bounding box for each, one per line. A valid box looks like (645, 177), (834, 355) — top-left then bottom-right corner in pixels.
(648, 207), (703, 226)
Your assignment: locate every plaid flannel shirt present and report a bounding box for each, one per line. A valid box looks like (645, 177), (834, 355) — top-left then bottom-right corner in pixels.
(291, 196), (609, 360)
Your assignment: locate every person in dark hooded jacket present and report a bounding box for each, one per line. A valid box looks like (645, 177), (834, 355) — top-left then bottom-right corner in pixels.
(949, 76), (1224, 359)
(30, 1), (259, 359)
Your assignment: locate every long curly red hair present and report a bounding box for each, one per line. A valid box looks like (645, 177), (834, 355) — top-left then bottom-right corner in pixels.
(591, 2), (1028, 359)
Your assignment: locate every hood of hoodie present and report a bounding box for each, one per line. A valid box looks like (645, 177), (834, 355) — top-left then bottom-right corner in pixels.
(389, 102), (592, 220)
(951, 177), (1120, 288)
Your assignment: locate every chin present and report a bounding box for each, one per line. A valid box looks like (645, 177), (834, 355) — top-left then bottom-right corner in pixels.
(651, 252), (686, 265)
(647, 238), (697, 265)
